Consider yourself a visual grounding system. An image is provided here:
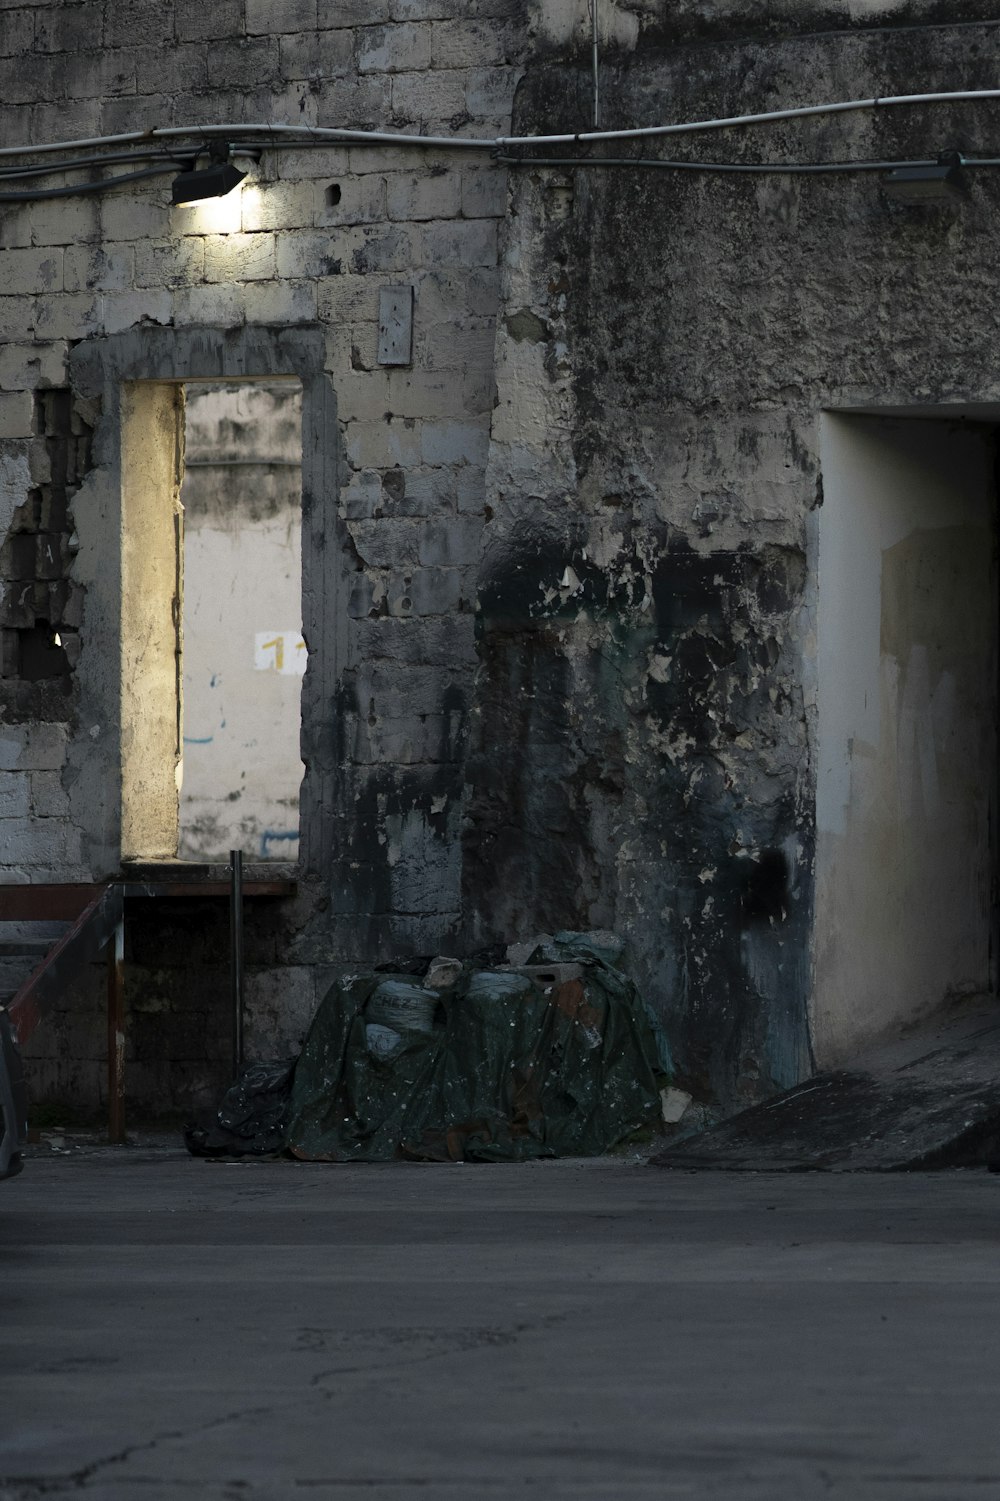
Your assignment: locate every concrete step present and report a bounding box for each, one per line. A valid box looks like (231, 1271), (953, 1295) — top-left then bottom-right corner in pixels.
(654, 996), (1000, 1172)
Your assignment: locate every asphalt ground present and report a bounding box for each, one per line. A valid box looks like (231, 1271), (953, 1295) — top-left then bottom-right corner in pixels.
(3, 1145), (1000, 1500)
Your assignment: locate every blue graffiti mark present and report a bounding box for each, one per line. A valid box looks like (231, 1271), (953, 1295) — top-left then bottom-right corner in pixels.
(209, 674), (219, 687)
(260, 829), (298, 858)
(183, 735), (214, 744)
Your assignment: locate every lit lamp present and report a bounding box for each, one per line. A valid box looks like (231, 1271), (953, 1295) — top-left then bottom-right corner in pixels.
(883, 151), (968, 203)
(171, 142), (247, 205)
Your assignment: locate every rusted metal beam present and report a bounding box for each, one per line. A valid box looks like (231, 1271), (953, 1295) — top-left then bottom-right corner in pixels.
(7, 886), (119, 1048)
(122, 879), (294, 899)
(0, 884), (103, 922)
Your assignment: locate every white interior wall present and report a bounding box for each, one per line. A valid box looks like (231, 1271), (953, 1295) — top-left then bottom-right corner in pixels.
(178, 383), (304, 862)
(814, 415), (997, 1064)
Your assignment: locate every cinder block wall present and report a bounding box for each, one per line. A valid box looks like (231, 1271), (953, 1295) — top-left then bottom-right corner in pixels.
(10, 0), (998, 1123)
(0, 0), (527, 1119)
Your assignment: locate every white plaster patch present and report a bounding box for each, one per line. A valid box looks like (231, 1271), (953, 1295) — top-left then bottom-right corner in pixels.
(532, 0), (640, 50)
(0, 450), (30, 539)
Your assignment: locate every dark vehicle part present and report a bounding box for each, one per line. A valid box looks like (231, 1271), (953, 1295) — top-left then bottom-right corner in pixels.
(0, 1005), (28, 1180)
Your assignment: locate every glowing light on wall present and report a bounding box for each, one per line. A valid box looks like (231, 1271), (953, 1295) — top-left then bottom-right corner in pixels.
(173, 185), (248, 235)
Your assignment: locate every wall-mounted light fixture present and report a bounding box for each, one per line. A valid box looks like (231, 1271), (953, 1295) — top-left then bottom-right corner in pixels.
(171, 142), (247, 205)
(883, 150), (968, 203)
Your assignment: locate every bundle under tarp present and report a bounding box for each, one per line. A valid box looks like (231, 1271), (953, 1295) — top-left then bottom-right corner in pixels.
(186, 933), (668, 1163)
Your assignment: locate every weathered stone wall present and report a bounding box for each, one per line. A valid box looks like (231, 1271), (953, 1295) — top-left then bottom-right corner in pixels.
(0, 0), (525, 1117)
(470, 8), (1000, 1107)
(7, 0), (1000, 1119)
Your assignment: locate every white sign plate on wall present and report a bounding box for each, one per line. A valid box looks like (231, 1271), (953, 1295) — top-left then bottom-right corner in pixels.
(254, 631), (307, 676)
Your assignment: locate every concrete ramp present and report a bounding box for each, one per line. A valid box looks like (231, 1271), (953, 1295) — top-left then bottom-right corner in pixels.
(654, 999), (1000, 1171)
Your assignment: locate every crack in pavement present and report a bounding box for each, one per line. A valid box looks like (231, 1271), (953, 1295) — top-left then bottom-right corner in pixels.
(0, 1403), (275, 1496)
(299, 1315), (566, 1390)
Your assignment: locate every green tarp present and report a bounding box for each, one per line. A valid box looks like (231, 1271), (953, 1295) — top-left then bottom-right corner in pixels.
(285, 933), (667, 1162)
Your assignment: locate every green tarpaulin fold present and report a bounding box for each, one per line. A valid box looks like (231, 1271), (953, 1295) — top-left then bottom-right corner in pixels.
(286, 933), (667, 1163)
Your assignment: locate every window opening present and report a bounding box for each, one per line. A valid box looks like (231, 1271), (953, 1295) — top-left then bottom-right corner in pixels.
(178, 380), (304, 863)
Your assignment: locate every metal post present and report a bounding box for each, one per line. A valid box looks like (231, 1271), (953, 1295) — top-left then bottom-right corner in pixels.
(591, 0), (600, 128)
(106, 902), (125, 1144)
(230, 849), (244, 1079)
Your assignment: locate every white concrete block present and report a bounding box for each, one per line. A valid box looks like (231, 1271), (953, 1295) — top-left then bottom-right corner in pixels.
(279, 30), (353, 81)
(346, 418), (423, 470)
(275, 230), (344, 281)
(313, 75), (392, 129)
(386, 171), (462, 222)
(421, 218), (498, 267)
(0, 724), (66, 772)
(420, 418), (489, 467)
(461, 166), (508, 219)
(416, 321), (497, 373)
(400, 467), (460, 518)
(264, 145), (352, 181)
(133, 238), (205, 289)
(324, 0), (390, 19)
(30, 771), (69, 820)
(431, 18), (509, 67)
(102, 290), (174, 335)
(0, 731), (27, 772)
(415, 266), (499, 319)
(99, 193), (171, 243)
(0, 202), (33, 250)
(173, 284), (244, 327)
(28, 199), (99, 250)
(391, 67), (466, 121)
(456, 465), (487, 512)
(340, 468), (384, 520)
(2, 247), (63, 295)
(341, 223), (420, 274)
(358, 22), (432, 74)
(0, 819), (72, 866)
(32, 294), (100, 341)
(63, 245), (134, 294)
(465, 65), (520, 117)
(0, 9), (33, 56)
(0, 297), (34, 339)
(246, 0), (317, 33)
(316, 273), (380, 324)
(335, 371), (396, 424)
(204, 232), (277, 283)
(241, 280), (318, 325)
(240, 179), (318, 232)
(0, 342), (68, 392)
(314, 174), (387, 228)
(176, 0), (242, 40)
(0, 392), (34, 440)
(0, 774), (29, 820)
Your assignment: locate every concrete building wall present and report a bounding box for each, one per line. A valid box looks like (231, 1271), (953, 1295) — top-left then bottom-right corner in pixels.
(6, 0), (1000, 1118)
(469, 6), (1000, 1107)
(0, 0), (525, 1118)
